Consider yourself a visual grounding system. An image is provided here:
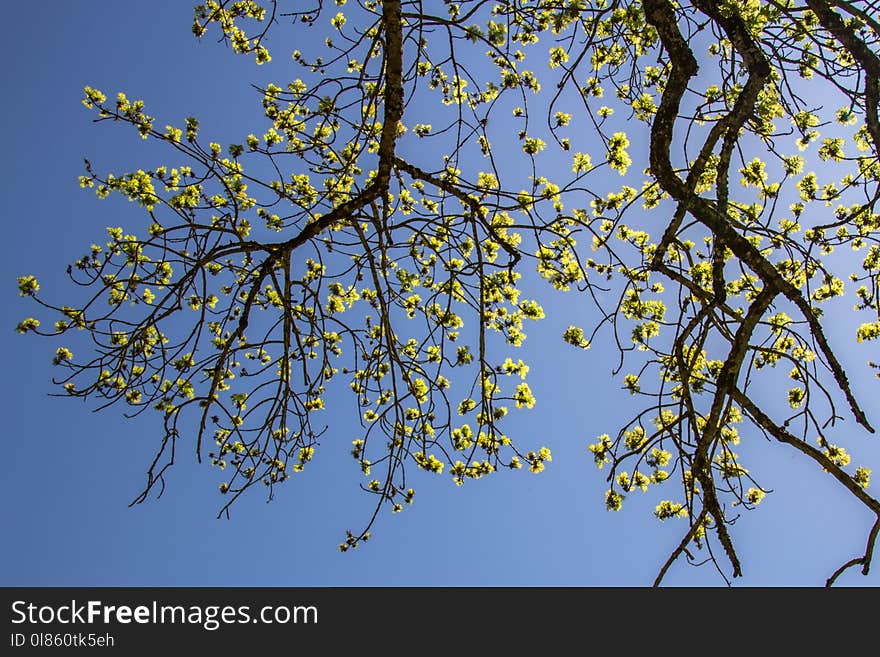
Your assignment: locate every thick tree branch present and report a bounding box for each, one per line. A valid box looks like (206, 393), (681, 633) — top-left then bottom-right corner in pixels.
(808, 0), (880, 154)
(276, 0), (405, 253)
(645, 0), (873, 433)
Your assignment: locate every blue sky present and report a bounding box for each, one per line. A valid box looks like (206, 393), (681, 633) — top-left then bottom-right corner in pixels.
(2, 1), (878, 587)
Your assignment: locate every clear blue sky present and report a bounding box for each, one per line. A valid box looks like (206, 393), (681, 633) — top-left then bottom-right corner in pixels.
(2, 0), (878, 587)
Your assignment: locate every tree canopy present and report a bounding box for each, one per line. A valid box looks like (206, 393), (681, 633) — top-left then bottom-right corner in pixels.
(16, 0), (880, 585)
